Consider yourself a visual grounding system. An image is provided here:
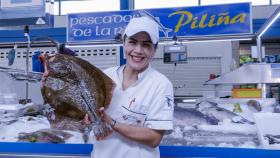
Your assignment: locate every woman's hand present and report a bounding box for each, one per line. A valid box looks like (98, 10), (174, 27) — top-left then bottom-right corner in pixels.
(83, 107), (114, 141)
(42, 71), (49, 82)
(85, 107), (165, 147)
(99, 107), (113, 125)
(41, 53), (49, 84)
(83, 114), (91, 125)
(95, 107), (114, 140)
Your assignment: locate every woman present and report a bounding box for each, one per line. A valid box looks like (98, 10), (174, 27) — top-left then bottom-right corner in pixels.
(92, 16), (174, 158)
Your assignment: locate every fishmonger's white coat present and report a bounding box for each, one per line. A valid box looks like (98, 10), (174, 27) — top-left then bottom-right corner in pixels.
(92, 65), (174, 158)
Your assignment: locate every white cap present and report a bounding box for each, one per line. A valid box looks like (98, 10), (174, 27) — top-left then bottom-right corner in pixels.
(123, 17), (159, 44)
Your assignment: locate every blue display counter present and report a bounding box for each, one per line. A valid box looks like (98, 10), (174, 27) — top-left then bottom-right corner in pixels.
(0, 143), (280, 158)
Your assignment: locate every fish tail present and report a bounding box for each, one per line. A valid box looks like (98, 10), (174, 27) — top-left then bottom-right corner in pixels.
(83, 126), (92, 143)
(92, 121), (113, 138)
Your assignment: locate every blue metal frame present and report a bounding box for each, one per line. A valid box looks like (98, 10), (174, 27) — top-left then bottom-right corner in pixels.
(119, 0), (131, 65)
(119, 46), (126, 65)
(58, 0), (61, 16)
(0, 142), (92, 156)
(0, 27), (66, 43)
(159, 146), (280, 158)
(0, 143), (280, 158)
(120, 0), (130, 10)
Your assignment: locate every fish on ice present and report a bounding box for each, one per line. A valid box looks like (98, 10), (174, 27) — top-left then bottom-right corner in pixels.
(196, 100), (255, 125)
(18, 129), (73, 144)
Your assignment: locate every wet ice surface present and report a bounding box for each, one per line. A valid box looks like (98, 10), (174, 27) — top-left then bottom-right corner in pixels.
(162, 125), (259, 147)
(0, 71), (85, 144)
(254, 113), (280, 149)
(161, 101), (264, 148)
(0, 96), (263, 146)
(0, 103), (85, 144)
(0, 115), (85, 144)
(0, 116), (49, 142)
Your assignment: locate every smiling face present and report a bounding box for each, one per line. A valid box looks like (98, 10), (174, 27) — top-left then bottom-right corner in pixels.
(124, 32), (156, 73)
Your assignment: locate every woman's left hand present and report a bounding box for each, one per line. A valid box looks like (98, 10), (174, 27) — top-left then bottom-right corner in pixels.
(99, 107), (113, 126)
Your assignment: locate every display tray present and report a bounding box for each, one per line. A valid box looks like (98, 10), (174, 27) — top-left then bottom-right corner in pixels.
(0, 142), (91, 157)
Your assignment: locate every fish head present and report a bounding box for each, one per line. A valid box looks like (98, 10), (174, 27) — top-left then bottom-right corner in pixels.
(41, 54), (86, 120)
(44, 54), (73, 79)
(41, 54), (76, 107)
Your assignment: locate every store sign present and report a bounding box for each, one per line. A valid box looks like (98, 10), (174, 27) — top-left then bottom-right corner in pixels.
(67, 3), (251, 42)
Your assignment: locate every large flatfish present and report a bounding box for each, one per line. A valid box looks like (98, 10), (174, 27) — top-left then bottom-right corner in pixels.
(41, 54), (115, 139)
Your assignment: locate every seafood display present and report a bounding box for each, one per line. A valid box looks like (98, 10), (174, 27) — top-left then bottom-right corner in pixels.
(254, 112), (280, 149)
(161, 99), (277, 148)
(0, 58), (279, 148)
(18, 129), (73, 144)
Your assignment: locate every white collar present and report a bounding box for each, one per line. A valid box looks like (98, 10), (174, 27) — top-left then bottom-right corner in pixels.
(117, 64), (152, 86)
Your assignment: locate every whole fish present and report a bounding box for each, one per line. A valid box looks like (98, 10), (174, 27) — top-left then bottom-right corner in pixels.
(247, 100), (262, 112)
(17, 103), (46, 117)
(196, 100), (255, 125)
(174, 106), (219, 126)
(41, 54), (115, 139)
(264, 134), (280, 144)
(18, 129), (73, 144)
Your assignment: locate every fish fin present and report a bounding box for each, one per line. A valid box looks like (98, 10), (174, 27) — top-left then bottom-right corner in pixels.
(72, 55), (116, 109)
(102, 74), (116, 109)
(83, 126), (92, 143)
(86, 67), (115, 109)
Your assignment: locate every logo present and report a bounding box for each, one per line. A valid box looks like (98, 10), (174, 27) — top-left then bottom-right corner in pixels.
(128, 98), (136, 108)
(165, 95), (173, 108)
